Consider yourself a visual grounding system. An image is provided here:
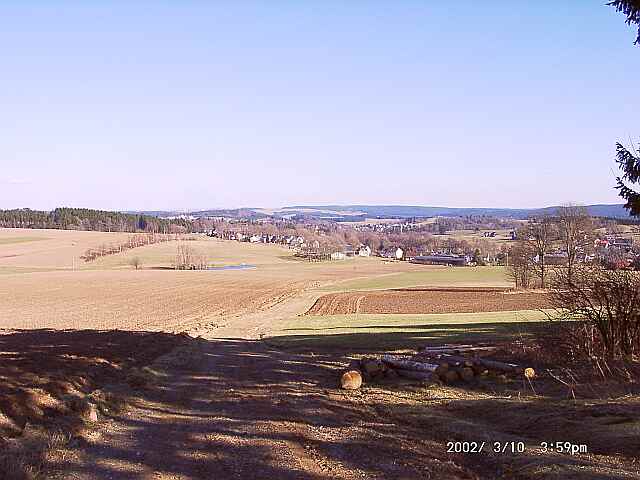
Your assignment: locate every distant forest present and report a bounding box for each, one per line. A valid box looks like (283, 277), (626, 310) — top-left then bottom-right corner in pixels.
(0, 208), (192, 233)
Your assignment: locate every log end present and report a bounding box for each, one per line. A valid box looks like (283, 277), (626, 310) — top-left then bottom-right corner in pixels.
(442, 370), (460, 384)
(459, 367), (475, 382)
(341, 370), (363, 390)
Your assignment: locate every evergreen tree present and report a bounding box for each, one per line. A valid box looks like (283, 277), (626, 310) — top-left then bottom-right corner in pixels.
(615, 142), (640, 216)
(609, 2), (640, 214)
(609, 0), (640, 44)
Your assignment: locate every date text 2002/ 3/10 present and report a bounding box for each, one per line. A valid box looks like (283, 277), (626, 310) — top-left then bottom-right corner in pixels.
(446, 442), (526, 454)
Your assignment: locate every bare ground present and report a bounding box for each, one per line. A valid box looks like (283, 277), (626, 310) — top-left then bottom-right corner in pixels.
(13, 334), (639, 480)
(307, 288), (551, 316)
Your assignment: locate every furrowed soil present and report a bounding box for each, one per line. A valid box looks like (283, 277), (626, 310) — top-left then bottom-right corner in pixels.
(307, 288), (551, 315)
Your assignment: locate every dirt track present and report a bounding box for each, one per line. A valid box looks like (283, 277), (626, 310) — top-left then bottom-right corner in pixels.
(307, 288), (551, 315)
(18, 336), (639, 480)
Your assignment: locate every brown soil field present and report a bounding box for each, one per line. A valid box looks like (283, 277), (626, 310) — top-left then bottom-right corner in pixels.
(0, 228), (133, 272)
(307, 288), (551, 315)
(0, 228), (426, 332)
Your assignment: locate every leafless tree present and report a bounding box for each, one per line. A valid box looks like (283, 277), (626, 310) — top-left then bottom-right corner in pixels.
(508, 241), (535, 289)
(522, 217), (556, 288)
(130, 257), (141, 270)
(175, 243), (195, 270)
(550, 264), (640, 359)
(556, 205), (593, 281)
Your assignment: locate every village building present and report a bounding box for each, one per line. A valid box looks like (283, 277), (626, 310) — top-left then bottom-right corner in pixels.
(331, 252), (346, 260)
(411, 254), (469, 266)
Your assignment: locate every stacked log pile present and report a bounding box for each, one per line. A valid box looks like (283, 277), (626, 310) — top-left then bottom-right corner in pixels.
(340, 344), (535, 390)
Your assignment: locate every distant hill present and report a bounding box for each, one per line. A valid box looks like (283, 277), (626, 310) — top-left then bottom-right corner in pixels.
(282, 204), (632, 220)
(131, 203), (632, 220)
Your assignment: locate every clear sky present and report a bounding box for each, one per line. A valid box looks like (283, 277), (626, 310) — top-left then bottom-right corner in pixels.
(1, 1), (638, 211)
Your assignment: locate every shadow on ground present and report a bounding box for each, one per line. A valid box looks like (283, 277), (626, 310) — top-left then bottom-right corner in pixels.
(0, 328), (638, 479)
(270, 320), (550, 352)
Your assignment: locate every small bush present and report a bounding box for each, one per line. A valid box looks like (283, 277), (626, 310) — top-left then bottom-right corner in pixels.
(550, 265), (640, 360)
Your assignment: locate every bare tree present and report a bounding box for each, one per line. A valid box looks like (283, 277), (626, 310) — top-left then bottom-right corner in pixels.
(550, 264), (640, 359)
(508, 241), (535, 289)
(175, 243), (195, 270)
(130, 256), (142, 270)
(556, 205), (593, 281)
(522, 217), (556, 288)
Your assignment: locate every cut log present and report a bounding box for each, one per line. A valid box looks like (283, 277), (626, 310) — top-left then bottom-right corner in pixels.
(458, 367), (475, 382)
(438, 354), (477, 367)
(361, 359), (383, 377)
(381, 355), (438, 372)
(348, 359), (362, 370)
(384, 368), (399, 379)
(442, 370), (460, 384)
(421, 344), (475, 352)
(472, 365), (489, 377)
(434, 363), (450, 376)
(421, 345), (497, 354)
(341, 370), (363, 390)
(475, 358), (525, 375)
(395, 369), (434, 381)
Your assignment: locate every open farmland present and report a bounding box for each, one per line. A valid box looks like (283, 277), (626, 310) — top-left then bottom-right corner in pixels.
(325, 266), (511, 291)
(2, 229), (638, 480)
(0, 228), (133, 274)
(0, 228), (429, 332)
(307, 288), (551, 315)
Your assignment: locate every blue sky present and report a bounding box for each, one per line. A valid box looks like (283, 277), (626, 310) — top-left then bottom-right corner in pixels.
(1, 1), (638, 211)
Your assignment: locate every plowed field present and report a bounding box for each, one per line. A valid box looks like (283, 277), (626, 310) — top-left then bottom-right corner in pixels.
(306, 288), (550, 315)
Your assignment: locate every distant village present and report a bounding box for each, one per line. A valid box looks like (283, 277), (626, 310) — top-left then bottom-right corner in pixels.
(199, 214), (639, 270)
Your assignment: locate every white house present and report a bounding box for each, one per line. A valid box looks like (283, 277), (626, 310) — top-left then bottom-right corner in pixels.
(331, 252), (346, 260)
(358, 245), (372, 257)
(395, 247), (404, 260)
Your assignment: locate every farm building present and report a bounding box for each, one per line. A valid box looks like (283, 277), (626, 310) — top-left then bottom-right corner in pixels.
(357, 245), (372, 257)
(411, 254), (469, 266)
(379, 247), (404, 260)
(331, 252), (346, 260)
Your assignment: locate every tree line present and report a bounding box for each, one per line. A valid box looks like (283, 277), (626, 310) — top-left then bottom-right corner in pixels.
(80, 233), (187, 262)
(0, 208), (192, 233)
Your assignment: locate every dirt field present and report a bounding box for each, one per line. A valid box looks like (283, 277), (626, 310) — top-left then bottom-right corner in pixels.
(0, 229), (426, 332)
(0, 228), (133, 273)
(307, 288), (551, 315)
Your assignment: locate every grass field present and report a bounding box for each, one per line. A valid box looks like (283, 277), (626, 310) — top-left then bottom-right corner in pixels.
(324, 266), (511, 291)
(266, 310), (548, 351)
